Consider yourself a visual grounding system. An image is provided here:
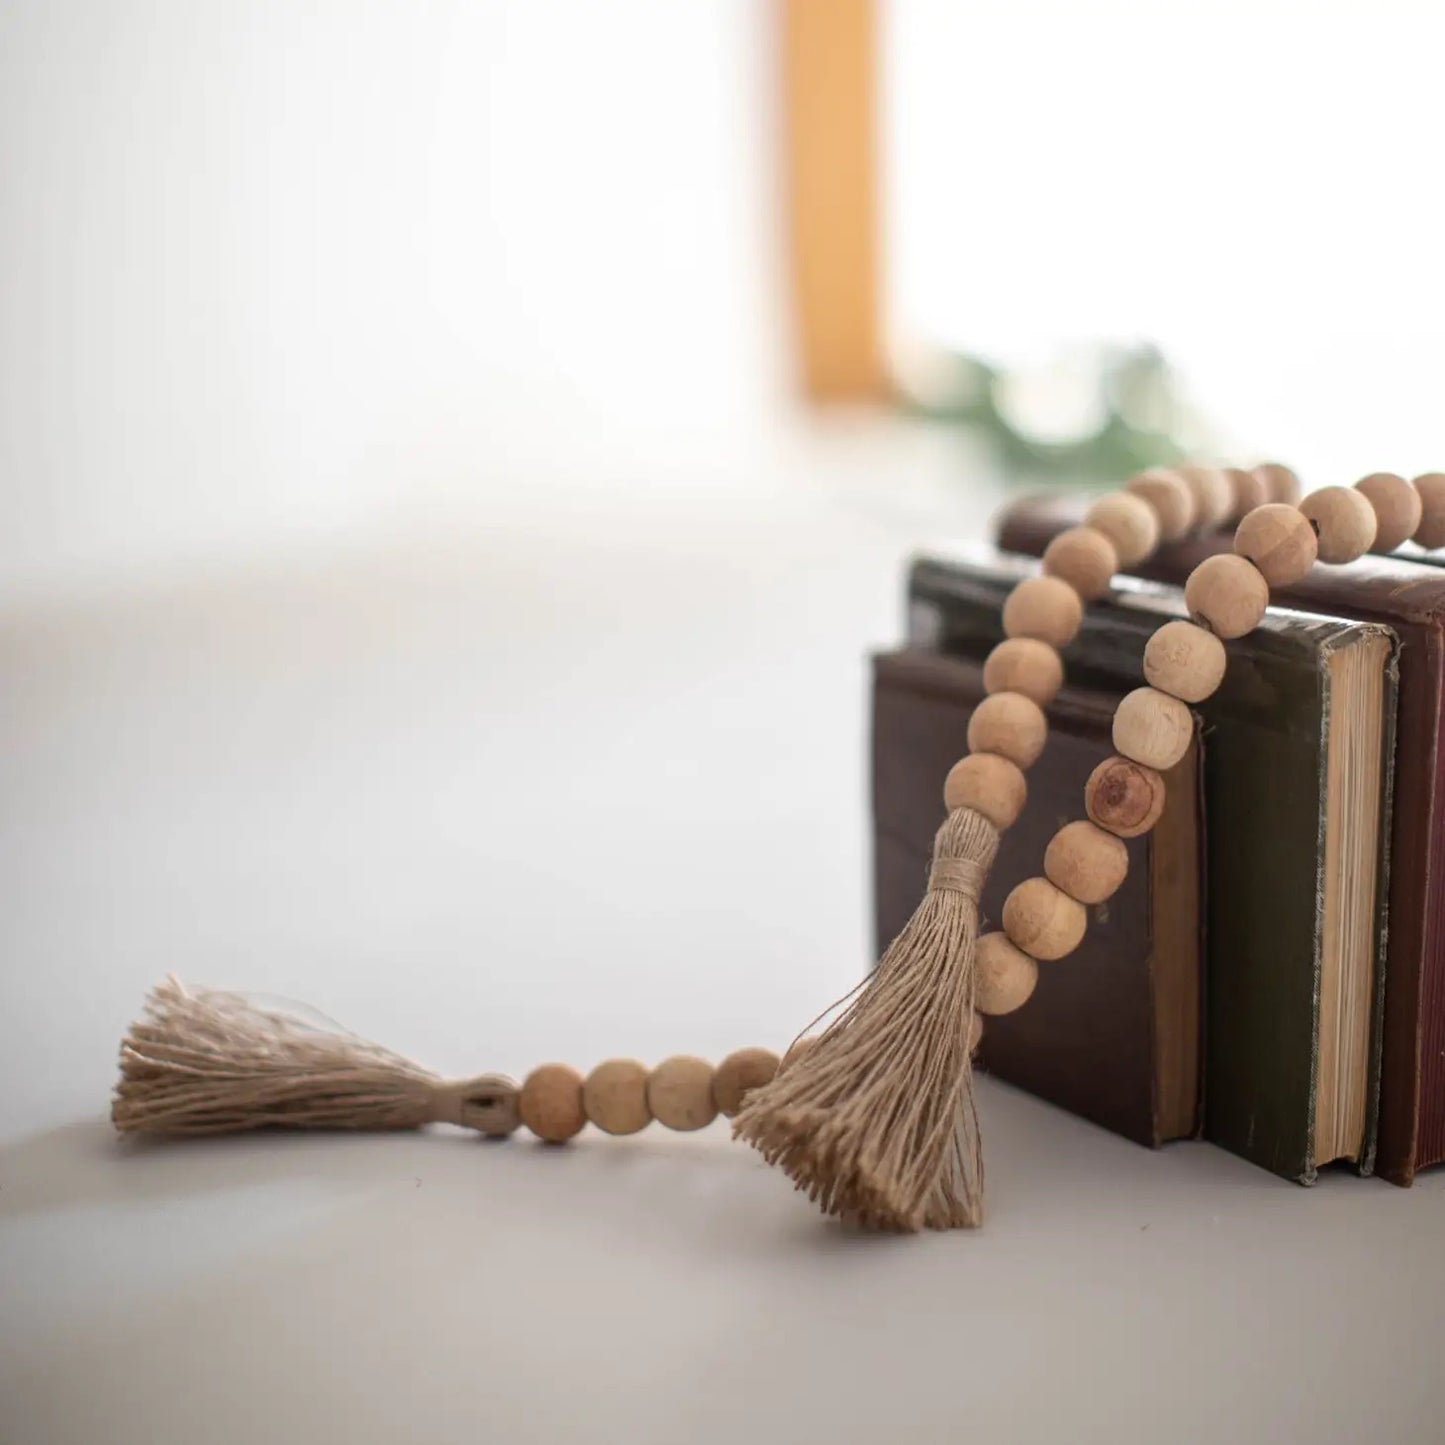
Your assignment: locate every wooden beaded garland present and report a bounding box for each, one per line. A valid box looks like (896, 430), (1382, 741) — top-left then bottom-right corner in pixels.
(107, 455), (1445, 1238)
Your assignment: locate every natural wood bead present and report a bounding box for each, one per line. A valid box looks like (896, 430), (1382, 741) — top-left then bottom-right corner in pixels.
(1001, 575), (1083, 648)
(1084, 492), (1159, 568)
(1254, 462), (1301, 505)
(1126, 468), (1195, 541)
(1143, 619), (1226, 703)
(1298, 485), (1377, 563)
(974, 931), (1039, 1014)
(943, 752), (1027, 830)
(983, 637), (1063, 707)
(582, 1059), (652, 1136)
(519, 1063), (587, 1142)
(455, 1075), (521, 1137)
(1412, 473), (1445, 549)
(1356, 471), (1423, 553)
(1175, 464), (1234, 530)
(712, 1047), (779, 1117)
(967, 1011), (985, 1053)
(1112, 686), (1194, 771)
(1044, 819), (1129, 904)
(1001, 878), (1088, 962)
(1085, 755), (1167, 838)
(966, 691), (1048, 770)
(1235, 501), (1318, 586)
(1225, 466), (1271, 521)
(1183, 553), (1269, 639)
(1042, 526), (1118, 601)
(647, 1056), (718, 1131)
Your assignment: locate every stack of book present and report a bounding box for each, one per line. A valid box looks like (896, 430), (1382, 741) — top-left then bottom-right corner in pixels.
(873, 497), (1445, 1186)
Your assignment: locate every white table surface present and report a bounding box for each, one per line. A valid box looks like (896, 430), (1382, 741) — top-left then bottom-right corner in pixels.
(3, 455), (1442, 1445)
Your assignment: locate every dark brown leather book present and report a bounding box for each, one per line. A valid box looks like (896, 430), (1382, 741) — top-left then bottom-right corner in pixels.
(873, 648), (1203, 1148)
(909, 546), (1396, 1183)
(997, 490), (1443, 1184)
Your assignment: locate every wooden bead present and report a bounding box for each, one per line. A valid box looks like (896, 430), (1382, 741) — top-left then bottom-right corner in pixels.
(1085, 755), (1167, 838)
(974, 931), (1040, 1014)
(1143, 619), (1227, 703)
(967, 1011), (985, 1053)
(582, 1059), (652, 1136)
(1254, 462), (1301, 505)
(712, 1047), (779, 1117)
(1298, 485), (1377, 563)
(1084, 492), (1159, 568)
(1044, 819), (1129, 904)
(1412, 473), (1445, 549)
(1356, 471), (1423, 554)
(1001, 575), (1083, 648)
(458, 1075), (521, 1137)
(983, 637), (1063, 707)
(943, 752), (1027, 830)
(519, 1063), (586, 1142)
(1126, 469), (1195, 541)
(1234, 502), (1317, 585)
(1175, 464), (1234, 529)
(1183, 553), (1269, 639)
(966, 691), (1048, 769)
(1225, 466), (1271, 521)
(1042, 526), (1118, 601)
(1001, 878), (1088, 961)
(647, 1056), (718, 1131)
(1111, 686), (1193, 771)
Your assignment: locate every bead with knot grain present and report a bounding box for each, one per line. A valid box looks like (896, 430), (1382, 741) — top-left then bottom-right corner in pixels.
(1356, 472), (1423, 554)
(1002, 575), (1083, 648)
(943, 753), (1027, 830)
(983, 637), (1063, 707)
(973, 931), (1040, 1014)
(1085, 755), (1167, 838)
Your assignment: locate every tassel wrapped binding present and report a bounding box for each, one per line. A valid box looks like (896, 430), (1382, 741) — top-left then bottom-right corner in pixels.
(733, 806), (1000, 1232)
(113, 977), (512, 1136)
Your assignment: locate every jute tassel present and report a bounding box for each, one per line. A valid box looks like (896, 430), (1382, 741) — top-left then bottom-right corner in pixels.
(733, 806), (1000, 1232)
(113, 977), (514, 1136)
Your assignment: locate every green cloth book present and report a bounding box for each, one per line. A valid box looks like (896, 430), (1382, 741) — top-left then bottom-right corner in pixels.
(908, 545), (1398, 1182)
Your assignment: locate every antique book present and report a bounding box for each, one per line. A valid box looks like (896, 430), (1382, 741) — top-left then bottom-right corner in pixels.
(909, 546), (1397, 1183)
(998, 490), (1445, 1184)
(873, 647), (1203, 1148)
